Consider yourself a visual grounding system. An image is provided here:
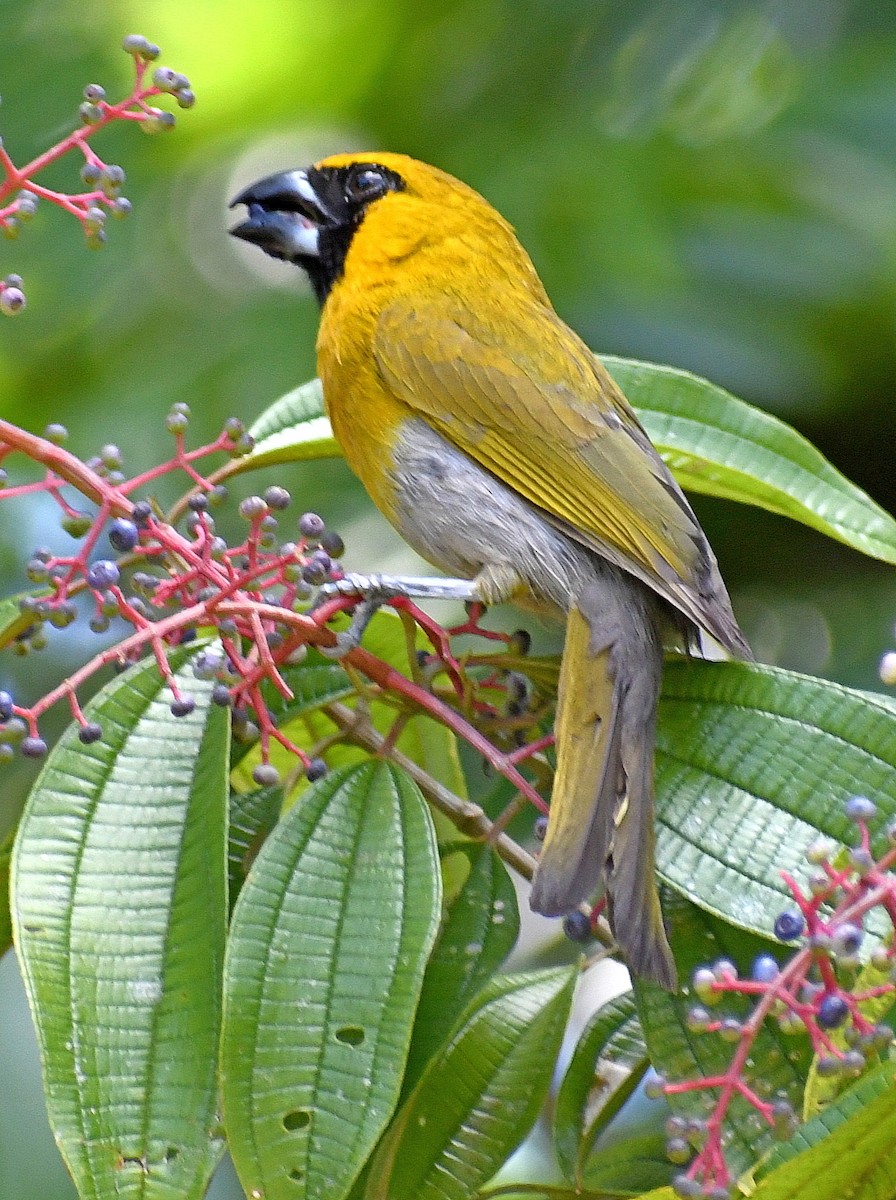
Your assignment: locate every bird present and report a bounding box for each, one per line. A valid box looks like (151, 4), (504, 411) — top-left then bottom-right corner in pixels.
(230, 152), (752, 988)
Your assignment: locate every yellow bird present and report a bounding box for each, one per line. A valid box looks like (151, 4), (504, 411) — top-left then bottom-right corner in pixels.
(231, 152), (751, 988)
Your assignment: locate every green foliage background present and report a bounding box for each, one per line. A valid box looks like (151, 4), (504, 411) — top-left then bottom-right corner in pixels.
(2, 1), (896, 1196)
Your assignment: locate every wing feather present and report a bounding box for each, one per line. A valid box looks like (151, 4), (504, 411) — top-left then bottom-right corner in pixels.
(374, 292), (748, 654)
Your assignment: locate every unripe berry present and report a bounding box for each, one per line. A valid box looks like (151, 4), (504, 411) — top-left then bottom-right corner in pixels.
(43, 422), (68, 444)
(239, 495), (268, 521)
(166, 411), (189, 434)
(692, 967), (719, 1004)
(685, 1005), (712, 1033)
(79, 102), (103, 125)
(665, 1137), (690, 1164)
(122, 35), (160, 61)
(830, 922), (863, 957)
(176, 89), (196, 109)
(879, 651), (896, 686)
(252, 763), (280, 787)
(141, 108), (175, 134)
(264, 485), (291, 511)
(0, 286), (26, 315)
(719, 1017), (742, 1042)
(81, 162), (103, 186)
(83, 83), (106, 102)
(643, 1073), (667, 1099)
(672, 1175), (702, 1198)
(152, 66), (179, 91)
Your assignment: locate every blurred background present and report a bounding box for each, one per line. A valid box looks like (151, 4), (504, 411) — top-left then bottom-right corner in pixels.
(2, 0), (896, 1195)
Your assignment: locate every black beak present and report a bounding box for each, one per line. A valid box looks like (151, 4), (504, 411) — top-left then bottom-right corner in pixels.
(229, 169), (323, 262)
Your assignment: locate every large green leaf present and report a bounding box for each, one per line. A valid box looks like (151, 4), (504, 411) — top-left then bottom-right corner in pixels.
(554, 991), (648, 1187)
(634, 893), (810, 1183)
(403, 842), (520, 1090)
(655, 659), (896, 938)
(239, 378), (338, 469)
(232, 362), (896, 563)
(227, 782), (283, 907)
(751, 1063), (896, 1200)
(12, 646), (228, 1200)
(0, 822), (13, 957)
(220, 760), (442, 1200)
(365, 968), (575, 1200)
(604, 355), (896, 564)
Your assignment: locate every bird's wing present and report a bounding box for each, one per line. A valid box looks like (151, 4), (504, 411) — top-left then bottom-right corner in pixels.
(374, 292), (748, 653)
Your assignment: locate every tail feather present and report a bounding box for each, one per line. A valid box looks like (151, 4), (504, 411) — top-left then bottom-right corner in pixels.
(530, 585), (677, 990)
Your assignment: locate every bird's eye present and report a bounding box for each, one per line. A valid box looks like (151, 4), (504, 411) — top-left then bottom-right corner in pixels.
(345, 166), (388, 205)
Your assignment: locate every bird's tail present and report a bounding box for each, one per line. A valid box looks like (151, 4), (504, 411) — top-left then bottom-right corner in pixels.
(529, 585), (676, 990)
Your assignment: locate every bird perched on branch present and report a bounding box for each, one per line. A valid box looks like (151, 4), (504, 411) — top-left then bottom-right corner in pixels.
(230, 152), (751, 988)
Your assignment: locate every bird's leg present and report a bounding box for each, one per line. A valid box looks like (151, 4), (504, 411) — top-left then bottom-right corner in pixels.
(316, 566), (523, 657)
(315, 574), (484, 658)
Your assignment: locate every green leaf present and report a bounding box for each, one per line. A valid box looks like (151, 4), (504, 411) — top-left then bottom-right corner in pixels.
(227, 782), (283, 907)
(12, 647), (229, 1200)
(579, 1132), (673, 1197)
(235, 365), (896, 564)
(655, 659), (896, 939)
(554, 991), (648, 1186)
(238, 378), (339, 471)
(604, 355), (896, 564)
(751, 1063), (896, 1199)
(404, 842), (520, 1089)
(0, 822), (13, 957)
(364, 967), (576, 1200)
(221, 760), (442, 1200)
(634, 893), (810, 1182)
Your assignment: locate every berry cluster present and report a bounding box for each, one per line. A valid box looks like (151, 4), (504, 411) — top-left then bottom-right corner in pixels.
(654, 797), (896, 1198)
(0, 34), (192, 309)
(0, 409), (557, 833)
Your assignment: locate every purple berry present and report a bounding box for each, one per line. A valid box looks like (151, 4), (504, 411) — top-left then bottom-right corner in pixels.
(845, 795), (876, 823)
(21, 736), (48, 758)
(86, 560), (120, 589)
(533, 815), (548, 841)
(298, 512), (325, 539)
(751, 954), (779, 983)
(78, 722), (103, 744)
(774, 911), (805, 941)
(0, 691), (12, 721)
(109, 517), (139, 552)
(563, 910), (592, 943)
(170, 696), (196, 718)
(305, 757), (327, 782)
(817, 993), (849, 1029)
